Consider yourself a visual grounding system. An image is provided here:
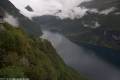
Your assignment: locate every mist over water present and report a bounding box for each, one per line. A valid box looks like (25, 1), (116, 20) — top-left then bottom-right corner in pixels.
(41, 30), (120, 80)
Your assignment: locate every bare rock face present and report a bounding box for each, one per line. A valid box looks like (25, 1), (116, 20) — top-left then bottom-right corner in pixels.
(25, 5), (33, 12)
(0, 7), (5, 24)
(0, 7), (5, 16)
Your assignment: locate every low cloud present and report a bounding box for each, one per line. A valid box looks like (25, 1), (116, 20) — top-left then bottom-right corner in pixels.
(83, 21), (100, 28)
(100, 7), (117, 15)
(89, 7), (117, 15)
(9, 0), (92, 19)
(114, 12), (120, 15)
(9, 0), (118, 19)
(4, 13), (19, 27)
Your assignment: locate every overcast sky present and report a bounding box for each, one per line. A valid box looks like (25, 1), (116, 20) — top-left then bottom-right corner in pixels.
(9, 0), (118, 19)
(9, 0), (93, 19)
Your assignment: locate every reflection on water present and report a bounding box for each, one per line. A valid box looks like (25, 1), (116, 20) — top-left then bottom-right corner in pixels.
(41, 30), (120, 80)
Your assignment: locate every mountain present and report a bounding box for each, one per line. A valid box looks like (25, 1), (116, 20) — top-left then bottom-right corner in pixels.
(33, 0), (120, 50)
(81, 0), (120, 11)
(1, 0), (119, 50)
(0, 22), (87, 80)
(0, 0), (87, 80)
(25, 5), (33, 12)
(0, 0), (42, 36)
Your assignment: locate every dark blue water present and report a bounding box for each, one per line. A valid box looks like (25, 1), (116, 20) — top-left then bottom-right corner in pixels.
(41, 30), (120, 80)
(80, 44), (120, 68)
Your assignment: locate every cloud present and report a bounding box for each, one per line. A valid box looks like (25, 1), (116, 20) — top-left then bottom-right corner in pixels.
(4, 13), (19, 27)
(114, 12), (120, 15)
(83, 21), (100, 28)
(9, 0), (92, 19)
(89, 7), (117, 15)
(100, 7), (117, 15)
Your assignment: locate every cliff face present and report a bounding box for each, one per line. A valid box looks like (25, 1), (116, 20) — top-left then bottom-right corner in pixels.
(0, 22), (87, 80)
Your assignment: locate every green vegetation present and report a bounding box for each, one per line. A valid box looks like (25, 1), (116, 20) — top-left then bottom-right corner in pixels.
(0, 23), (87, 80)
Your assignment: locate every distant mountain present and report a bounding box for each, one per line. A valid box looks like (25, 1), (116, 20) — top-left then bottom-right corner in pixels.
(81, 0), (120, 11)
(1, 0), (119, 50)
(0, 0), (42, 36)
(33, 0), (120, 50)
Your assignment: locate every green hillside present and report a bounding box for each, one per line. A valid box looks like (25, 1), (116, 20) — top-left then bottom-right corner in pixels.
(0, 23), (87, 80)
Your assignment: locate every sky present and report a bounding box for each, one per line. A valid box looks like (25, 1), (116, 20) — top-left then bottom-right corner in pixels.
(9, 0), (92, 19)
(9, 0), (118, 19)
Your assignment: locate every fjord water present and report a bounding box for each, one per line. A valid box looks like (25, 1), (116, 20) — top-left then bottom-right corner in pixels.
(41, 30), (120, 80)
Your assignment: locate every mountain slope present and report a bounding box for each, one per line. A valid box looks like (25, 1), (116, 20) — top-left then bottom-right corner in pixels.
(33, 8), (120, 50)
(0, 22), (87, 80)
(0, 0), (42, 36)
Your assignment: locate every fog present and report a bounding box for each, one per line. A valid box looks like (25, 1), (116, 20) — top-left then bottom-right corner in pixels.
(9, 0), (92, 19)
(41, 30), (120, 80)
(9, 0), (119, 20)
(4, 13), (19, 27)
